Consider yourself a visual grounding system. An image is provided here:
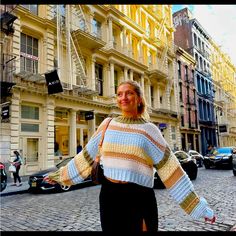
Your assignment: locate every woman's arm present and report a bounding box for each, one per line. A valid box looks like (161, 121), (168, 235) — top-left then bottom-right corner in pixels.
(154, 145), (215, 221)
(47, 118), (111, 186)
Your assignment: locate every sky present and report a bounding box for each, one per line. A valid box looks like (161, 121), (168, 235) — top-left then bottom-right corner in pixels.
(172, 5), (236, 67)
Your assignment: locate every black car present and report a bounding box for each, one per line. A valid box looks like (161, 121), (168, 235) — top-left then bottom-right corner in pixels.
(154, 151), (198, 189)
(203, 146), (235, 169)
(0, 162), (7, 192)
(232, 148), (236, 176)
(28, 157), (92, 192)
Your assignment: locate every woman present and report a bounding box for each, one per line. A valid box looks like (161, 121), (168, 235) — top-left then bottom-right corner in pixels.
(44, 80), (215, 232)
(11, 150), (23, 186)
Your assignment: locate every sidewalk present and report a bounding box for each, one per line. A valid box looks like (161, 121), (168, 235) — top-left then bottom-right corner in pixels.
(0, 175), (30, 197)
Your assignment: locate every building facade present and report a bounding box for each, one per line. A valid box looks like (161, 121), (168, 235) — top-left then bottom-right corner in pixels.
(176, 46), (200, 152)
(210, 39), (236, 146)
(173, 8), (217, 155)
(0, 5), (180, 175)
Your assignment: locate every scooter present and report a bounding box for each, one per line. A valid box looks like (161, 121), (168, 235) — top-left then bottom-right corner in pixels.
(0, 162), (7, 192)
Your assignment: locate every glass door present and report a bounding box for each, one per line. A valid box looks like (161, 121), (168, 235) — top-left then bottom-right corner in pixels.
(20, 137), (41, 175)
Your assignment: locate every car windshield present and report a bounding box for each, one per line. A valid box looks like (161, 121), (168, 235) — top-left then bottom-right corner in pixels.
(175, 152), (188, 160)
(216, 147), (232, 154)
(56, 157), (73, 168)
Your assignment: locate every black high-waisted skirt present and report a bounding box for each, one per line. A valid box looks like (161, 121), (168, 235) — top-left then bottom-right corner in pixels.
(99, 177), (158, 232)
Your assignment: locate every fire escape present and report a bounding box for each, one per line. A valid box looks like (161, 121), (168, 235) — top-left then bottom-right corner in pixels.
(58, 5), (106, 95)
(149, 15), (169, 81)
(0, 5), (17, 100)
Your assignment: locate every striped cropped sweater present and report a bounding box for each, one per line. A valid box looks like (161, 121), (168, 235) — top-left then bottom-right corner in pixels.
(48, 116), (214, 220)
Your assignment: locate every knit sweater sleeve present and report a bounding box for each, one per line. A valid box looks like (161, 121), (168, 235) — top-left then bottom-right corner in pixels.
(48, 118), (111, 186)
(151, 130), (214, 220)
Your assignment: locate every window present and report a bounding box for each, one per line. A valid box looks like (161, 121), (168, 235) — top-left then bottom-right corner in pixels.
(177, 61), (181, 79)
(21, 105), (39, 120)
(185, 65), (188, 81)
(20, 33), (39, 74)
(114, 70), (118, 94)
(193, 33), (197, 46)
(21, 5), (38, 15)
(21, 124), (39, 132)
(150, 85), (154, 107)
(171, 126), (176, 140)
(95, 63), (103, 96)
(92, 18), (102, 39)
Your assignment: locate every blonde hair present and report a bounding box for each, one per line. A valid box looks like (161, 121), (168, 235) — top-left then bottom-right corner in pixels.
(118, 80), (150, 120)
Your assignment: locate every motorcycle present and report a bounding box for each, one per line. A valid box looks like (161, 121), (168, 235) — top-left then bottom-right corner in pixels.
(0, 162), (7, 192)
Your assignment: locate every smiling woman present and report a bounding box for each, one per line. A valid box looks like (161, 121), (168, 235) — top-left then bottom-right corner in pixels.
(44, 80), (216, 232)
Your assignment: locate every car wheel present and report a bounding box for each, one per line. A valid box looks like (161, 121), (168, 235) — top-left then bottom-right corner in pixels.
(204, 162), (210, 169)
(233, 169), (236, 176)
(60, 184), (71, 191)
(0, 179), (7, 192)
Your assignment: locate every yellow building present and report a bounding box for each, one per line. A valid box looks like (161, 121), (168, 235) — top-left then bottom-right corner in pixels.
(0, 4), (179, 175)
(210, 39), (236, 146)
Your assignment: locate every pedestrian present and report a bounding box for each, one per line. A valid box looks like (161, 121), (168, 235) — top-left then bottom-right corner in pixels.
(10, 150), (23, 186)
(76, 144), (82, 154)
(206, 144), (216, 156)
(44, 80), (216, 232)
(54, 141), (62, 157)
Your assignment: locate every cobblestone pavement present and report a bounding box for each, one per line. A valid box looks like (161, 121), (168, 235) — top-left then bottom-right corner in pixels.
(0, 168), (235, 231)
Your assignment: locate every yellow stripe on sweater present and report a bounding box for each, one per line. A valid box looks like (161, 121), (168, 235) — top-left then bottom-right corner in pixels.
(102, 143), (153, 165)
(109, 125), (166, 152)
(163, 166), (184, 188)
(157, 152), (180, 182)
(180, 192), (200, 214)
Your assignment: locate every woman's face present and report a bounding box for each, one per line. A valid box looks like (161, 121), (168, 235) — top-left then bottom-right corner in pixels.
(117, 83), (141, 118)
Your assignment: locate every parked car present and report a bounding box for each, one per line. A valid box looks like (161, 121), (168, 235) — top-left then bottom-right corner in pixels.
(203, 146), (235, 169)
(0, 162), (7, 192)
(232, 148), (236, 176)
(28, 157), (92, 192)
(154, 150), (198, 189)
(188, 150), (204, 167)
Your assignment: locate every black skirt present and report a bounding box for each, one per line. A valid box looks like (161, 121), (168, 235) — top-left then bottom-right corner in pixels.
(99, 177), (158, 232)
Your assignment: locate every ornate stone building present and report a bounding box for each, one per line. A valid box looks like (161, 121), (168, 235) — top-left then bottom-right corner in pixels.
(0, 5), (180, 175)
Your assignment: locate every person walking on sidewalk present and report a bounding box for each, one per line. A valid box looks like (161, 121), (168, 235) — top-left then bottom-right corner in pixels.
(44, 80), (216, 232)
(10, 151), (23, 187)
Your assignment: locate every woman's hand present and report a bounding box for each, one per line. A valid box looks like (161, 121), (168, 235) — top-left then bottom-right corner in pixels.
(43, 176), (58, 185)
(205, 216), (216, 224)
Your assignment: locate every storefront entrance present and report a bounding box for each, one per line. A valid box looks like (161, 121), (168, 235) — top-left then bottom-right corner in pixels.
(20, 137), (42, 175)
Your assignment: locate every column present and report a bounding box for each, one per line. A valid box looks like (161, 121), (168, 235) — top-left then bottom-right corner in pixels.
(141, 74), (145, 95)
(89, 11), (95, 34)
(103, 63), (109, 97)
(122, 27), (127, 54)
(128, 31), (132, 57)
(80, 128), (84, 147)
(129, 69), (133, 81)
(124, 67), (128, 81)
(110, 61), (115, 96)
(88, 116), (96, 140)
(108, 17), (113, 48)
(69, 109), (77, 156)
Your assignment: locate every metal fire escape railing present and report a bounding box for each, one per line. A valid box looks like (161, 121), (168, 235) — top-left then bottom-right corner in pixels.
(56, 5), (87, 91)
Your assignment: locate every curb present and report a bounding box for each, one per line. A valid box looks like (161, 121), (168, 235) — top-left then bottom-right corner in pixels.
(0, 189), (29, 197)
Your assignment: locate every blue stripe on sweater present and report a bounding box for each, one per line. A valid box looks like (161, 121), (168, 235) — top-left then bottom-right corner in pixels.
(169, 175), (194, 203)
(104, 130), (164, 164)
(67, 158), (84, 184)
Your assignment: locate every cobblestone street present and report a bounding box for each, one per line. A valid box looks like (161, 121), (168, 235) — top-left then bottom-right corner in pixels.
(0, 168), (235, 231)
